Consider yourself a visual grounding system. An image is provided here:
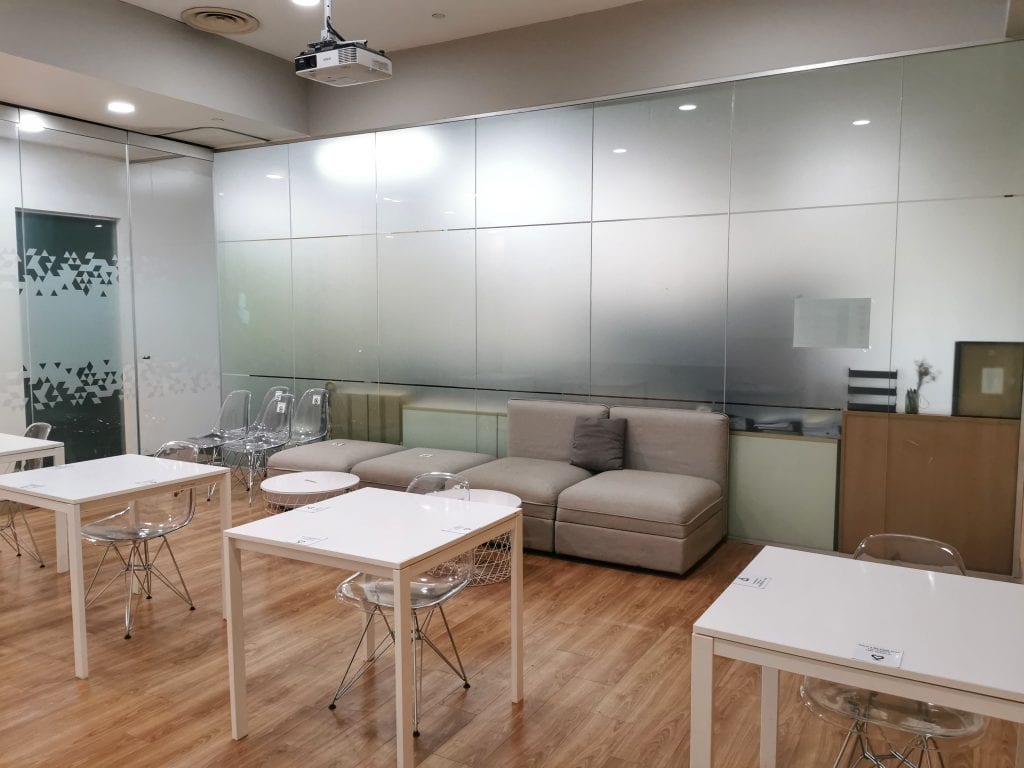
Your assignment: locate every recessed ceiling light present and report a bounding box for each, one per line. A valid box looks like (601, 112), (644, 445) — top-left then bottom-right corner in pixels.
(432, 12), (446, 19)
(107, 101), (136, 114)
(265, 173), (284, 180)
(94, 224), (103, 228)
(678, 104), (697, 111)
(17, 114), (45, 133)
(612, 148), (627, 154)
(852, 119), (871, 126)
(292, 0), (320, 5)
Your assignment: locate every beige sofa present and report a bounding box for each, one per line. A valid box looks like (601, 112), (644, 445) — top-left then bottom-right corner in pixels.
(265, 398), (729, 575)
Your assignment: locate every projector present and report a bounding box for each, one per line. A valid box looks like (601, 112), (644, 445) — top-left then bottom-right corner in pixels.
(295, 39), (392, 87)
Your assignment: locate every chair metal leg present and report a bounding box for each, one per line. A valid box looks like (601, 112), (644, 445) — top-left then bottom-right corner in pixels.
(0, 511), (45, 567)
(329, 607), (395, 710)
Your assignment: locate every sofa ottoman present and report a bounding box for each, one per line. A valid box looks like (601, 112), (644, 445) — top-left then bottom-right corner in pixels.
(351, 447), (495, 492)
(267, 439), (404, 476)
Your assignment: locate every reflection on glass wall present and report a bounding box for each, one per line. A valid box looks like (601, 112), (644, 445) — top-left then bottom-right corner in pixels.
(0, 111), (219, 458)
(214, 41), (1024, 561)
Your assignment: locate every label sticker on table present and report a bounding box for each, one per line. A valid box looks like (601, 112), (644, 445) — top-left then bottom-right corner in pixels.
(133, 479), (158, 486)
(442, 524), (474, 535)
(853, 643), (904, 668)
(19, 482), (45, 489)
(733, 574), (771, 589)
(293, 535), (327, 546)
(303, 504), (328, 513)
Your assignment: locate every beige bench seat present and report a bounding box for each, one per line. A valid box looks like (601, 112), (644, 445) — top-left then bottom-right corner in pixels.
(267, 439), (403, 476)
(352, 447), (494, 491)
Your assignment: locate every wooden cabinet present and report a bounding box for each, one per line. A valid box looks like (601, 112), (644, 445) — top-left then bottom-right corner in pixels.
(839, 411), (1020, 574)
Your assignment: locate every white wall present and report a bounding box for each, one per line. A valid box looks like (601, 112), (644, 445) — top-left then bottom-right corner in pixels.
(0, 0), (307, 137)
(309, 0), (1010, 136)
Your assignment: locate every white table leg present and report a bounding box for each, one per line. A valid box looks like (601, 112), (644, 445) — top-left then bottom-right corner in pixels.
(393, 566), (414, 768)
(225, 536), (248, 739)
(54, 447), (68, 573)
(67, 506), (88, 679)
(760, 666), (779, 768)
(510, 515), (524, 703)
(220, 470), (232, 620)
(690, 632), (714, 768)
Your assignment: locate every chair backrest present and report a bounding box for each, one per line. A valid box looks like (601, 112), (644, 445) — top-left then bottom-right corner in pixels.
(252, 392), (294, 437)
(18, 422), (52, 471)
(146, 441), (200, 527)
(406, 472), (473, 581)
(406, 471), (470, 498)
(217, 390), (251, 436)
(853, 533), (967, 575)
(253, 386), (290, 431)
(291, 388), (329, 443)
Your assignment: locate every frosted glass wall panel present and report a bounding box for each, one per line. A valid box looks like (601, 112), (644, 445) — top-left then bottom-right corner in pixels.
(377, 122), (475, 233)
(900, 42), (1024, 201)
(377, 230), (475, 388)
(218, 240), (292, 377)
(379, 384), (480, 452)
(0, 120), (24, 434)
(213, 145), (290, 241)
(476, 105), (592, 227)
(477, 224), (590, 393)
(730, 59), (901, 212)
(289, 135), (376, 238)
(593, 86), (733, 220)
(726, 204), (897, 411)
(891, 197), (1024, 414)
(592, 216), (728, 402)
(130, 150), (220, 453)
(292, 235), (378, 382)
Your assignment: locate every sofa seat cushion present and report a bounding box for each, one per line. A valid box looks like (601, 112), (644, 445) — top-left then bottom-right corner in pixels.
(352, 448), (495, 489)
(461, 457), (592, 520)
(557, 469), (722, 539)
(267, 439), (403, 474)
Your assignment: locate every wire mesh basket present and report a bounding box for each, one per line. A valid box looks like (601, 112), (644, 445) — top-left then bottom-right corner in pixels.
(470, 531), (512, 585)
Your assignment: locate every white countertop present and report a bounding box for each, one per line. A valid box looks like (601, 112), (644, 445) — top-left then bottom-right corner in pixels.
(695, 546), (1024, 703)
(226, 486), (520, 570)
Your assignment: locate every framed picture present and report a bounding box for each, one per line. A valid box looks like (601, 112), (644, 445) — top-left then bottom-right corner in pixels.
(952, 341), (1024, 419)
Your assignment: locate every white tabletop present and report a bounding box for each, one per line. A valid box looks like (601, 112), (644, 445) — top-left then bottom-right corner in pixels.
(695, 546), (1024, 703)
(260, 471), (359, 495)
(226, 487), (520, 570)
(0, 453), (227, 504)
(0, 432), (63, 459)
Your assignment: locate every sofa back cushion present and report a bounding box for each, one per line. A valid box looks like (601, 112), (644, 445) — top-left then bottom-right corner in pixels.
(507, 399), (609, 461)
(609, 406), (729, 490)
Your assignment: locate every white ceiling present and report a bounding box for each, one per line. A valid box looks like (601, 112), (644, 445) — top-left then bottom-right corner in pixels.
(120, 0), (641, 59)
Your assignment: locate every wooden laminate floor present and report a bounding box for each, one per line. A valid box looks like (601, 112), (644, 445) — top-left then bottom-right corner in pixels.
(0, 484), (1016, 767)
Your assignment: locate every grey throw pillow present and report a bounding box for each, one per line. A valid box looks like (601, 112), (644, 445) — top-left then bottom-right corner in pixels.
(570, 416), (626, 473)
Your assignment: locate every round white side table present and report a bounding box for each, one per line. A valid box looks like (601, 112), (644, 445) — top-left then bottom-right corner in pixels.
(260, 471), (360, 510)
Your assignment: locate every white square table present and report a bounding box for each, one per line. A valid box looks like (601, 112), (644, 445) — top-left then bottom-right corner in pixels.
(690, 546), (1024, 767)
(223, 486), (524, 768)
(0, 453), (231, 679)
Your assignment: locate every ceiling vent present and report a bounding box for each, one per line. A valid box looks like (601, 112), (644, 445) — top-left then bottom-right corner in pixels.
(181, 7), (260, 35)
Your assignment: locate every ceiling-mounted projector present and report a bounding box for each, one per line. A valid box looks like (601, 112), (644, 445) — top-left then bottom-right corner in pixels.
(295, 0), (392, 87)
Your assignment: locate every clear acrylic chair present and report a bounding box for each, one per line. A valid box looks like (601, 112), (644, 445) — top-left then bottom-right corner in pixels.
(81, 441), (200, 639)
(189, 389), (251, 462)
(800, 534), (985, 768)
(221, 392), (294, 504)
(329, 472), (474, 737)
(0, 422), (53, 567)
(289, 387), (329, 446)
(254, 386), (290, 427)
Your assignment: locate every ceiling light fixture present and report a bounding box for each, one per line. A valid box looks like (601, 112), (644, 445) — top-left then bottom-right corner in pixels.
(612, 148), (627, 154)
(107, 101), (136, 114)
(852, 119), (871, 126)
(265, 173), (284, 180)
(17, 114), (45, 133)
(292, 0), (320, 6)
(678, 104), (697, 111)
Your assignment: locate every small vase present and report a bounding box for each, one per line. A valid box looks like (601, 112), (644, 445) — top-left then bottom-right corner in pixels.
(905, 388), (919, 414)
